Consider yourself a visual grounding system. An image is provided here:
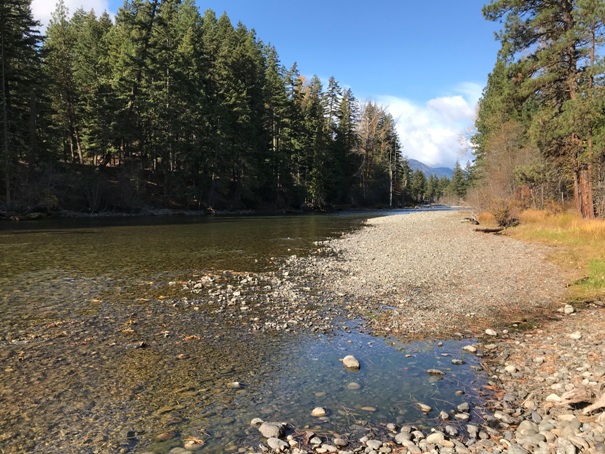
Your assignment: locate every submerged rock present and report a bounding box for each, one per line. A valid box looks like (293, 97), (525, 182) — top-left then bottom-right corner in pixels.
(311, 407), (327, 417)
(342, 355), (360, 370)
(417, 403), (432, 413)
(426, 368), (445, 376)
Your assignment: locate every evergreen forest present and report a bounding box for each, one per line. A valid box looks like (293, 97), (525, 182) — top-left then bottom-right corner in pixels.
(472, 0), (605, 221)
(1, 0), (471, 215)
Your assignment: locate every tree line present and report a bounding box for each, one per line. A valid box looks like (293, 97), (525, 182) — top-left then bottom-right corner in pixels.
(472, 0), (605, 220)
(1, 0), (462, 214)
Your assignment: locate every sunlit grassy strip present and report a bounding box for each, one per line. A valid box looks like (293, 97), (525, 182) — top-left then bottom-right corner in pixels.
(511, 210), (605, 303)
(581, 259), (605, 290)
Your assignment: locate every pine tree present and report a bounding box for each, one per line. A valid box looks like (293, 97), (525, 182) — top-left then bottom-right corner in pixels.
(484, 0), (604, 217)
(71, 9), (115, 166)
(283, 62), (306, 204)
(426, 174), (440, 203)
(399, 156), (412, 204)
(301, 75), (329, 207)
(170, 0), (209, 205)
(106, 0), (160, 165)
(409, 169), (426, 204)
(262, 44), (289, 203)
(45, 0), (83, 164)
(448, 161), (467, 199)
(332, 88), (359, 204)
(0, 0), (44, 208)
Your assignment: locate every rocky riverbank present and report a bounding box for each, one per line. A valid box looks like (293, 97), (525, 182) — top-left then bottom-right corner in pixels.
(235, 211), (605, 453)
(4, 210), (604, 453)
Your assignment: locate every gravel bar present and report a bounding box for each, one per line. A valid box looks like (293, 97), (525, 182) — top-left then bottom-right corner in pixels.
(319, 210), (568, 338)
(244, 210), (605, 454)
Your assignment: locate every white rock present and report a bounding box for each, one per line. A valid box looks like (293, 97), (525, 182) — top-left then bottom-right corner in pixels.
(342, 355), (360, 369)
(365, 440), (382, 449)
(570, 332), (582, 340)
(504, 365), (517, 374)
(485, 329), (497, 336)
(426, 431), (445, 445)
(310, 436), (322, 445)
(546, 393), (562, 402)
(267, 437), (289, 451)
(463, 345), (477, 353)
(311, 407), (327, 417)
(564, 304), (575, 314)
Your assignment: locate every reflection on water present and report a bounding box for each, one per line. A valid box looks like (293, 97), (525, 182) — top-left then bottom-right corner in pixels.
(0, 209), (487, 453)
(0, 213), (369, 279)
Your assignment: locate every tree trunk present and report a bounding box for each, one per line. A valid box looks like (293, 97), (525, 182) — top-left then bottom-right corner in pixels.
(579, 165), (594, 219)
(1, 29), (10, 209)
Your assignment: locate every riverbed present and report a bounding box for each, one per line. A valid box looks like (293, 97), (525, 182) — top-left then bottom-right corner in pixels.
(0, 210), (490, 453)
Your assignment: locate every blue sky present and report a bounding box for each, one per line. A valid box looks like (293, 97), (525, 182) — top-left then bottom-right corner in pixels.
(31, 0), (502, 168)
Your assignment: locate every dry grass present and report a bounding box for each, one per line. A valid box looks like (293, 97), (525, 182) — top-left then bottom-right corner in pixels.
(477, 211), (498, 226)
(510, 210), (605, 303)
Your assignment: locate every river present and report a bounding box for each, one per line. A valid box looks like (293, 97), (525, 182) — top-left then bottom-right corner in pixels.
(0, 211), (488, 453)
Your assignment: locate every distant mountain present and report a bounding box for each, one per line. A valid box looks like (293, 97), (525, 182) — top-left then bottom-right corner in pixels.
(408, 159), (453, 179)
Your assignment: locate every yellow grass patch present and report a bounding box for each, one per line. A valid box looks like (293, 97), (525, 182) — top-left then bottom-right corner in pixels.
(510, 210), (605, 303)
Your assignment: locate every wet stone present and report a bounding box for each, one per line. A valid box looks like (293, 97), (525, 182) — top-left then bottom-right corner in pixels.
(457, 402), (470, 413)
(342, 355), (360, 369)
(267, 437), (288, 451)
(334, 438), (348, 447)
(311, 407), (327, 417)
(365, 439), (382, 449)
(259, 422), (285, 439)
(426, 431), (445, 444)
(417, 403), (432, 413)
(154, 431), (177, 442)
(444, 425), (458, 437)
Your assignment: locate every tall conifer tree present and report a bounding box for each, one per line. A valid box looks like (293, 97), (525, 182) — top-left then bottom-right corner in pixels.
(0, 0), (43, 207)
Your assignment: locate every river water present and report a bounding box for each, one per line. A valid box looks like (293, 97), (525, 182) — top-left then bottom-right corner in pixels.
(0, 211), (488, 453)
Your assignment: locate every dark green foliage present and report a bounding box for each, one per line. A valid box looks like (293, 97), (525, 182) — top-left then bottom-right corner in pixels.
(474, 0), (605, 218)
(448, 161), (467, 199)
(0, 0), (46, 209)
(1, 0), (407, 212)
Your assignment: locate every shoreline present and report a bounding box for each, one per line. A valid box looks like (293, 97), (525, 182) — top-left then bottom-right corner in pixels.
(0, 204), (459, 222)
(246, 211), (605, 453)
(4, 209), (603, 453)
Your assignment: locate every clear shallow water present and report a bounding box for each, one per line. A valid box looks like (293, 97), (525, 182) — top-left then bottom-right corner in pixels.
(0, 213), (372, 278)
(0, 209), (487, 453)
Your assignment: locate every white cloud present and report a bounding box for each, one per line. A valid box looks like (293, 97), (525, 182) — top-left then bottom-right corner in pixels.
(32, 0), (111, 29)
(378, 83), (482, 169)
